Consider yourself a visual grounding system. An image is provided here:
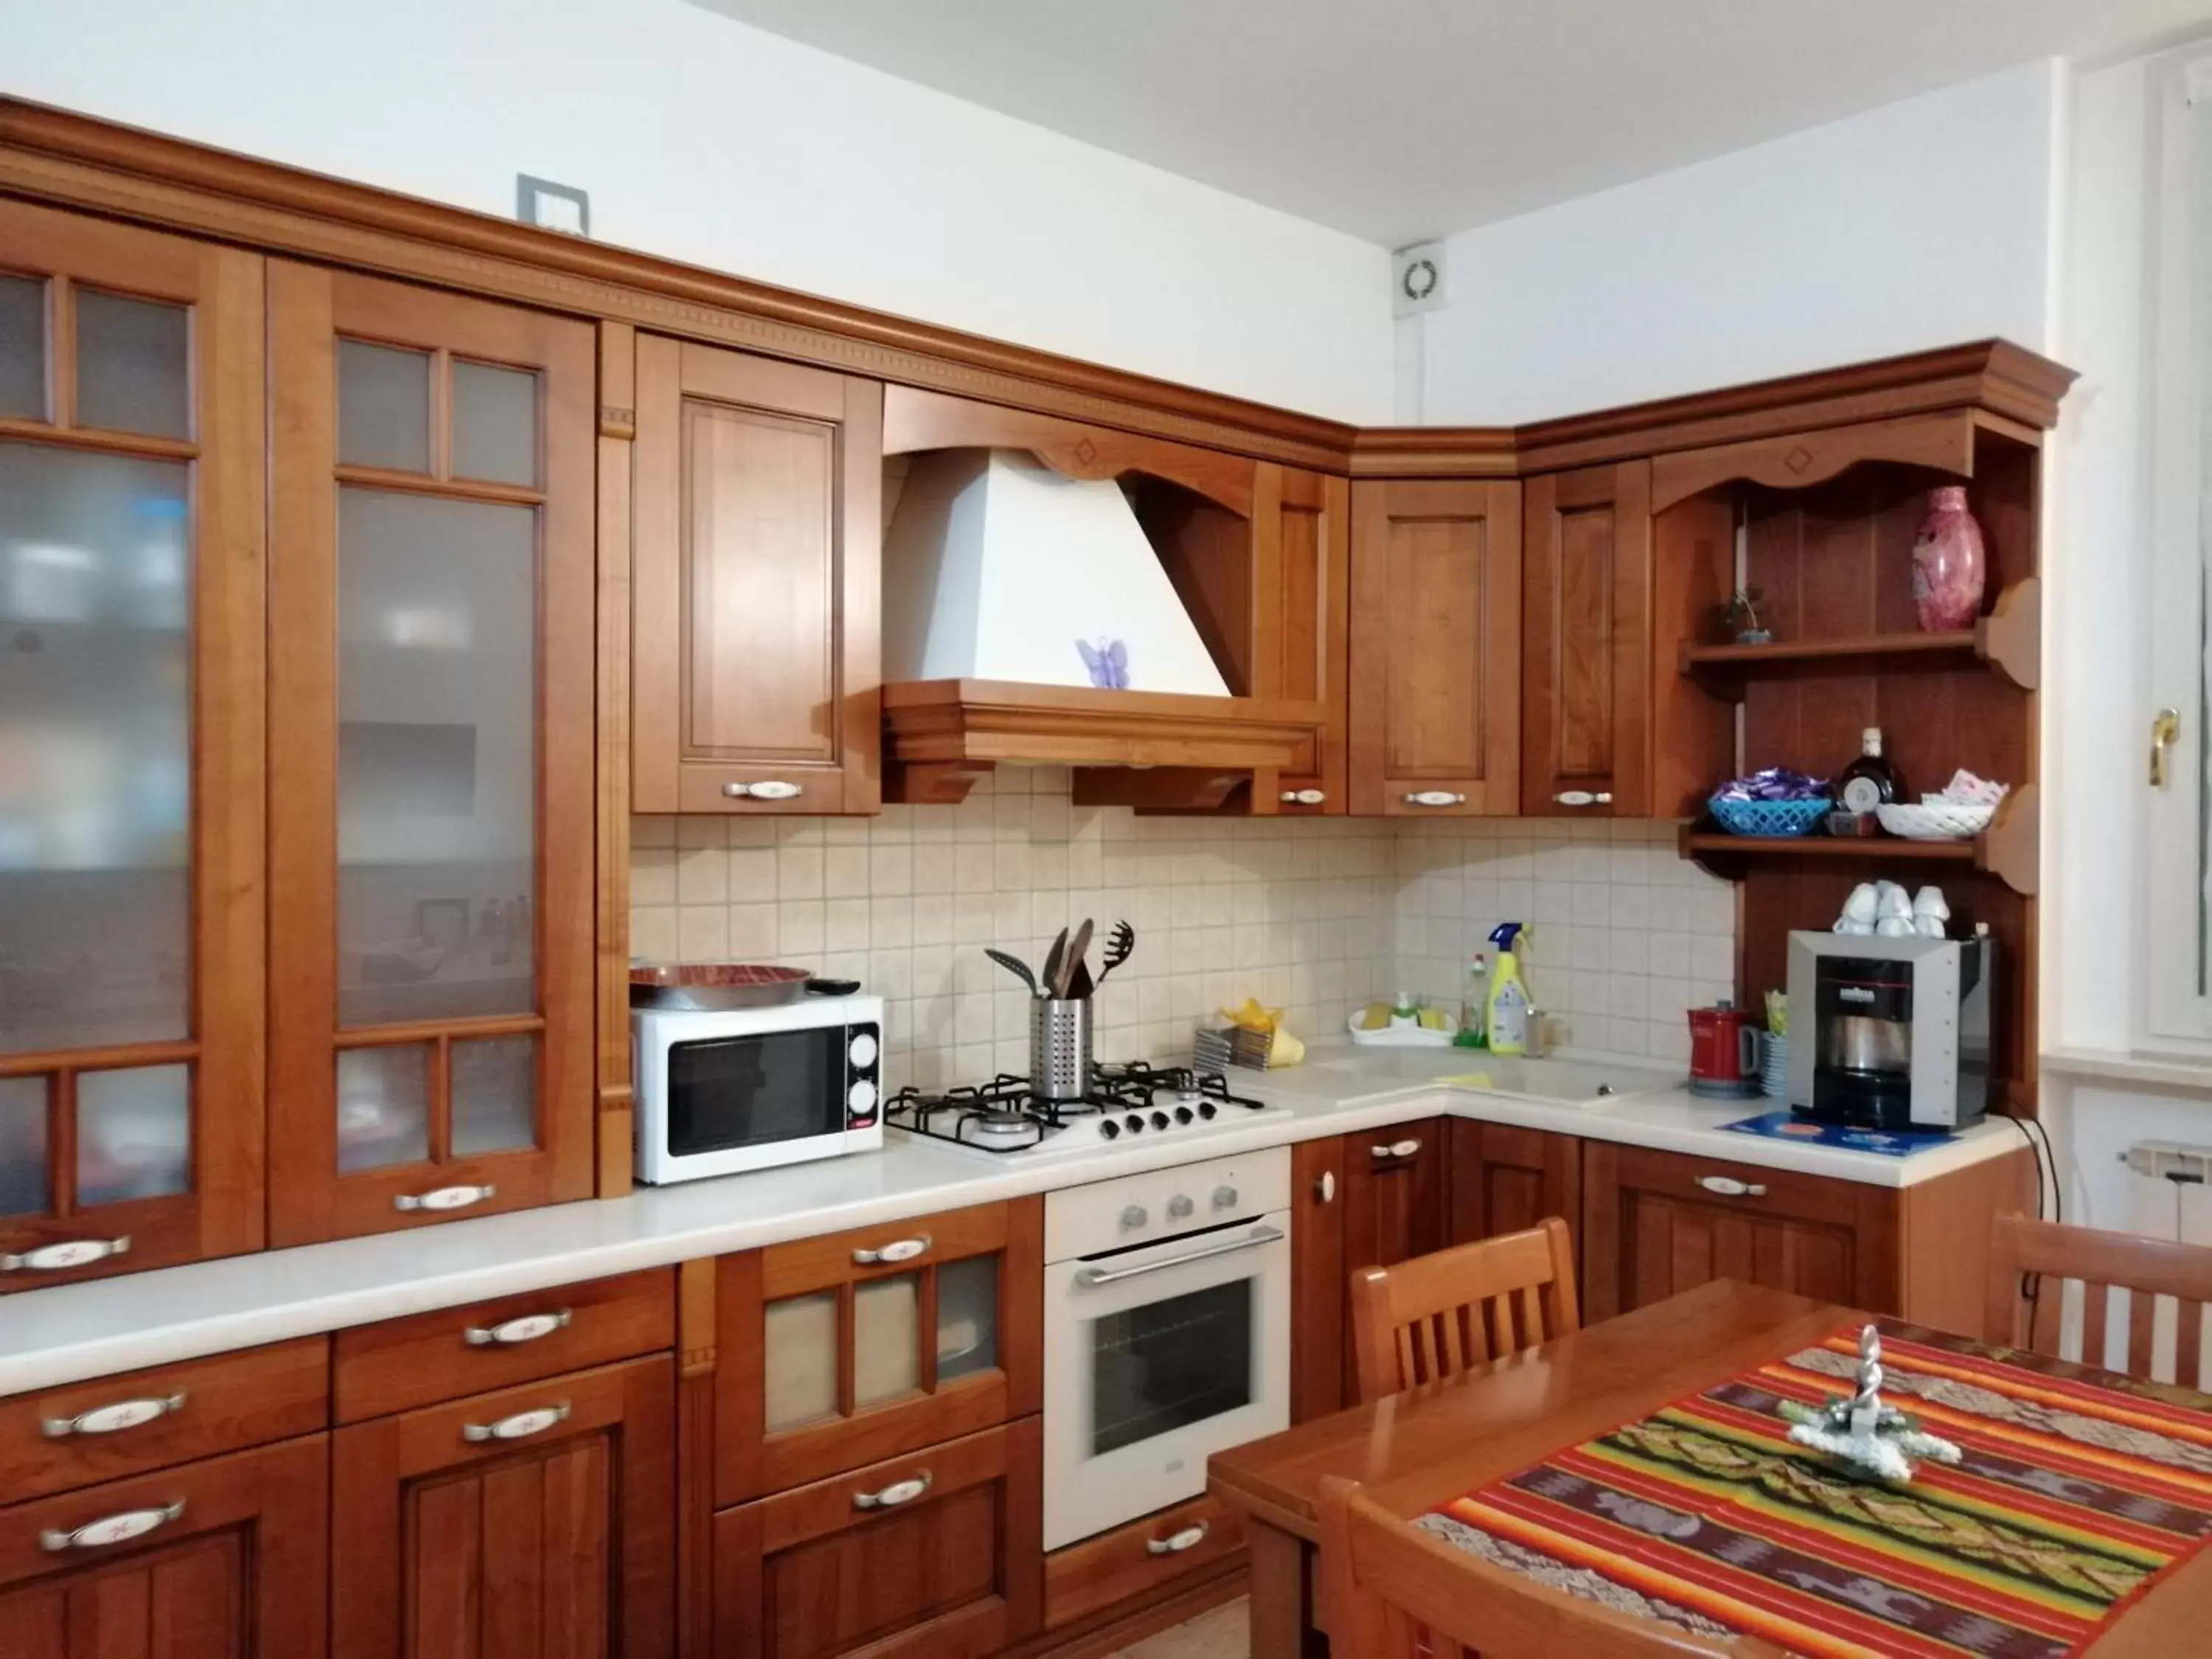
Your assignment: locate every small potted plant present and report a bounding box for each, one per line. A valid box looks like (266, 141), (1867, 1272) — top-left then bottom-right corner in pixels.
(1717, 586), (1770, 646)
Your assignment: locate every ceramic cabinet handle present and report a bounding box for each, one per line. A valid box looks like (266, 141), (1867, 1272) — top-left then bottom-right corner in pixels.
(1148, 1521), (1210, 1555)
(723, 779), (802, 801)
(41, 1392), (186, 1439)
(852, 1236), (930, 1266)
(1553, 790), (1614, 807)
(0, 1236), (130, 1273)
(394, 1183), (495, 1213)
(852, 1472), (931, 1510)
(464, 1310), (571, 1347)
(1279, 788), (1326, 806)
(1696, 1175), (1767, 1199)
(1371, 1138), (1422, 1161)
(40, 1500), (184, 1552)
(1402, 791), (1466, 808)
(1315, 1172), (1335, 1203)
(461, 1403), (571, 1443)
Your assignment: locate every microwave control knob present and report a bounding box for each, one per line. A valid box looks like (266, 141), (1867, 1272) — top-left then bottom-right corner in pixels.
(1166, 1194), (1194, 1220)
(1211, 1185), (1239, 1211)
(847, 1080), (877, 1116)
(848, 1032), (878, 1070)
(1119, 1204), (1148, 1232)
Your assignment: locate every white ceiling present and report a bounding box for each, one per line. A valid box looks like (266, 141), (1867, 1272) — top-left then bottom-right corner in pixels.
(690, 0), (2212, 245)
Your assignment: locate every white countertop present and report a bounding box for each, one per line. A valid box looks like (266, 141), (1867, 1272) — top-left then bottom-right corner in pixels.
(0, 1049), (2024, 1395)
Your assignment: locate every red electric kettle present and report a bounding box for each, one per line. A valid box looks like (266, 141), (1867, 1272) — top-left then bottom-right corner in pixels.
(1686, 1001), (1763, 1099)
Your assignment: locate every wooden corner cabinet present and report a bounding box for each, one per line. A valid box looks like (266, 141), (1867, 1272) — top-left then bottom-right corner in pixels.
(1349, 480), (1522, 815)
(265, 265), (598, 1245)
(631, 338), (883, 816)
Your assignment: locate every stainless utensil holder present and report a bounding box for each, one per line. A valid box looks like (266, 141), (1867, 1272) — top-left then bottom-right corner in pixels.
(1029, 998), (1093, 1101)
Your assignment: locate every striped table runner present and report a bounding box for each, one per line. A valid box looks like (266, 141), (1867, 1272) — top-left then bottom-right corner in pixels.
(1420, 1322), (2212, 1657)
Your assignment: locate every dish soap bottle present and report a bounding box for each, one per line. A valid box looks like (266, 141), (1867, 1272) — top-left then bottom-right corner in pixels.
(1485, 925), (1533, 1056)
(1455, 953), (1489, 1048)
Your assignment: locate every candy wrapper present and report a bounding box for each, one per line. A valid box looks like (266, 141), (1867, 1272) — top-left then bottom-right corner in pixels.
(1712, 766), (1829, 802)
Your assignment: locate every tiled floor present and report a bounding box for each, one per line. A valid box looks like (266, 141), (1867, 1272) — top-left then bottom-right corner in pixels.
(1109, 1596), (1250, 1659)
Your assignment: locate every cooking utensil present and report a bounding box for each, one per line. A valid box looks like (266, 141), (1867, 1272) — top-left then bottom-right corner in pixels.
(1057, 919), (1093, 999)
(630, 962), (811, 1011)
(1040, 927), (1069, 1004)
(984, 947), (1040, 996)
(1096, 920), (1135, 985)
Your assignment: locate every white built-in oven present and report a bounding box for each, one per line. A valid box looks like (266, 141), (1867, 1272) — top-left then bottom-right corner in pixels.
(1041, 1147), (1291, 1550)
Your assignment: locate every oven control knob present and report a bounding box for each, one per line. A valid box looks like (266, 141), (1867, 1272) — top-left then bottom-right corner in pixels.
(1119, 1205), (1148, 1231)
(1166, 1194), (1194, 1219)
(848, 1032), (879, 1070)
(1150, 1110), (1170, 1130)
(1099, 1119), (1120, 1140)
(1211, 1185), (1238, 1211)
(1124, 1113), (1146, 1133)
(847, 1080), (878, 1116)
(1198, 1102), (1217, 1119)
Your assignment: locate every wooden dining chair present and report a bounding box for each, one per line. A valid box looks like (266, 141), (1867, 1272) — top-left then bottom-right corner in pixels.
(1986, 1214), (2212, 1388)
(1350, 1217), (1579, 1403)
(1318, 1475), (1776, 1658)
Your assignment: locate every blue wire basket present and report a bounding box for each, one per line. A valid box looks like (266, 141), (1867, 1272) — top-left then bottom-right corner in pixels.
(1706, 796), (1832, 838)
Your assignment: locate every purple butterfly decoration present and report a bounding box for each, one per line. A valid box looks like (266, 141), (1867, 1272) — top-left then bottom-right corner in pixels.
(1077, 637), (1130, 689)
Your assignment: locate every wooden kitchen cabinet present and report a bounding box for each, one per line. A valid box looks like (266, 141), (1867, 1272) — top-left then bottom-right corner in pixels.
(713, 1417), (1042, 1659)
(1288, 1137), (1349, 1422)
(331, 1354), (675, 1659)
(1349, 480), (1523, 815)
(1338, 1121), (1448, 1397)
(0, 200), (268, 1290)
(1253, 465), (1352, 814)
(1447, 1121), (1582, 1257)
(0, 1436), (328, 1657)
(265, 264), (598, 1246)
(716, 1199), (1043, 1505)
(632, 337), (883, 815)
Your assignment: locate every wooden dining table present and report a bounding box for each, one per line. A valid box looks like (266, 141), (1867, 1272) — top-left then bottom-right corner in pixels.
(1208, 1279), (2212, 1658)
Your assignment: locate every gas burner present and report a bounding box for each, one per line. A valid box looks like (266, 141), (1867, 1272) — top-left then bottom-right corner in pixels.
(886, 1061), (1284, 1161)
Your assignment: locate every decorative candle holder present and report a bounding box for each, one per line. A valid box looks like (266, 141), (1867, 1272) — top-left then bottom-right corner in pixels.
(1781, 1325), (1961, 1484)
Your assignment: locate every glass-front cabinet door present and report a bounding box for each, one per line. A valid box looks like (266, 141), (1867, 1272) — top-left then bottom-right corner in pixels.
(0, 201), (266, 1289)
(265, 264), (594, 1243)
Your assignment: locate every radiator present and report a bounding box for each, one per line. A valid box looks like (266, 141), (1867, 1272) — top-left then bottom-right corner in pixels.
(2105, 1141), (2212, 1380)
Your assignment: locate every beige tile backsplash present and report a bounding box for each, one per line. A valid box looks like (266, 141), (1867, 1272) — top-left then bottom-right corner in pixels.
(632, 768), (1737, 1092)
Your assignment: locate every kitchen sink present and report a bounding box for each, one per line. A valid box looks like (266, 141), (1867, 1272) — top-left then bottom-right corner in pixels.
(1307, 1048), (1683, 1104)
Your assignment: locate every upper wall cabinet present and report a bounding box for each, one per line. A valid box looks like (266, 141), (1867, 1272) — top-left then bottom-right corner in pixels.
(1348, 479), (1522, 815)
(0, 201), (267, 1290)
(632, 338), (883, 815)
(265, 265), (597, 1245)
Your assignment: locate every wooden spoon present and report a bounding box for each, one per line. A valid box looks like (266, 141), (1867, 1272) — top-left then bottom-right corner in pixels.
(1058, 918), (1093, 1000)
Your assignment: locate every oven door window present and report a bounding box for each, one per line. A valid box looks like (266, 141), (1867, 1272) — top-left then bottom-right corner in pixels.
(1088, 1276), (1254, 1458)
(665, 1029), (844, 1155)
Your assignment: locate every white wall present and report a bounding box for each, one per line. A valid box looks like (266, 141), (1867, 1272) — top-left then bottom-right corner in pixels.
(1410, 62), (2065, 423)
(0, 0), (1393, 423)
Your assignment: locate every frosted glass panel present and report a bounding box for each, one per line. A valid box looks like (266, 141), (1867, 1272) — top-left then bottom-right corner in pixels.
(335, 1044), (430, 1172)
(854, 1272), (921, 1407)
(0, 443), (191, 1056)
(762, 1291), (838, 1432)
(936, 1254), (999, 1383)
(451, 1033), (535, 1156)
(451, 361), (537, 487)
(0, 1075), (47, 1217)
(337, 341), (431, 473)
(77, 1062), (189, 1206)
(75, 291), (189, 440)
(0, 276), (44, 420)
(335, 488), (535, 1027)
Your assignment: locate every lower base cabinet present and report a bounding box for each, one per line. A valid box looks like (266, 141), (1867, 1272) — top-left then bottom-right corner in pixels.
(713, 1418), (1042, 1659)
(0, 1436), (328, 1658)
(1043, 1493), (1245, 1631)
(331, 1355), (675, 1659)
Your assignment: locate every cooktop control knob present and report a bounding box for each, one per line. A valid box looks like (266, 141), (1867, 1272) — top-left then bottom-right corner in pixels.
(1167, 1194), (1194, 1220)
(1150, 1110), (1170, 1130)
(1211, 1184), (1238, 1211)
(1124, 1113), (1145, 1133)
(1099, 1119), (1120, 1139)
(1174, 1106), (1194, 1124)
(1119, 1204), (1148, 1231)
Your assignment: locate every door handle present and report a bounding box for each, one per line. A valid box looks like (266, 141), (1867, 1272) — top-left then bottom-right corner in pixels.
(460, 1403), (571, 1443)
(852, 1472), (932, 1510)
(1074, 1224), (1285, 1287)
(1279, 788), (1326, 806)
(40, 1501), (184, 1552)
(42, 1392), (187, 1439)
(1552, 790), (1613, 807)
(463, 1310), (571, 1347)
(1695, 1175), (1767, 1198)
(2152, 708), (2181, 788)
(394, 1184), (495, 1213)
(1402, 791), (1466, 808)
(852, 1236), (930, 1266)
(1148, 1521), (1211, 1555)
(1371, 1138), (1422, 1161)
(723, 779), (802, 801)
(1314, 1171), (1335, 1203)
(0, 1236), (130, 1273)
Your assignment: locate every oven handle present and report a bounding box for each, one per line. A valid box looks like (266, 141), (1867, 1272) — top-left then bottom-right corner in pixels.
(1072, 1224), (1286, 1288)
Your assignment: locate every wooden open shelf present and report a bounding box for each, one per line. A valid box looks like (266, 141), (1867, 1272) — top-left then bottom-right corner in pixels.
(1678, 784), (2037, 895)
(1678, 579), (2039, 695)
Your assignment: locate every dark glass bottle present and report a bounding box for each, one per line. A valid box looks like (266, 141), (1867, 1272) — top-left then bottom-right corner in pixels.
(1835, 726), (1904, 815)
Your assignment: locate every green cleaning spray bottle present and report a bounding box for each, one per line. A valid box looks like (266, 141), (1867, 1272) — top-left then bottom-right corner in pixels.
(1485, 923), (1532, 1056)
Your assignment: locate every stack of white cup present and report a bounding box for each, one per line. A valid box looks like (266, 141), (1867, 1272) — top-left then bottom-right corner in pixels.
(1834, 882), (1949, 939)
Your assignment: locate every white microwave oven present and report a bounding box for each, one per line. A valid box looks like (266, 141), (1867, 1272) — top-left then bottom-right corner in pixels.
(630, 993), (884, 1184)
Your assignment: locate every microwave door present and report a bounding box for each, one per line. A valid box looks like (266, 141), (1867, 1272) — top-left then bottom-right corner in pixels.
(665, 1028), (846, 1159)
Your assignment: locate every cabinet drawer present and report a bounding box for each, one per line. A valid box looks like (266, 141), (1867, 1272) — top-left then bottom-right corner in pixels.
(1045, 1492), (1245, 1629)
(1596, 1144), (1883, 1225)
(0, 1338), (329, 1503)
(334, 1267), (675, 1422)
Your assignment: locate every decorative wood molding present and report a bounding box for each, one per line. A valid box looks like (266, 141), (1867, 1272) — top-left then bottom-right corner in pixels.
(596, 321), (636, 1199)
(1349, 426), (1520, 479)
(1977, 782), (2039, 897)
(1648, 410), (1978, 515)
(677, 1257), (718, 1379)
(1069, 768), (1250, 811)
(1975, 577), (2040, 692)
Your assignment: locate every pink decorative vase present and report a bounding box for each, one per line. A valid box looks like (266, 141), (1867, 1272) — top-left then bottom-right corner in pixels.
(1910, 486), (1985, 632)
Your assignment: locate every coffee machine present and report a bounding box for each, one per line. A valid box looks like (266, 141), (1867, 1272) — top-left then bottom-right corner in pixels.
(1785, 931), (1993, 1132)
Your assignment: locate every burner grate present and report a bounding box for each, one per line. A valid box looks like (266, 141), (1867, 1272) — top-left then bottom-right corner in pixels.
(885, 1060), (1265, 1155)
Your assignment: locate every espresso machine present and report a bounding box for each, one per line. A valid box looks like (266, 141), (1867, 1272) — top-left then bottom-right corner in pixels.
(1785, 931), (1993, 1132)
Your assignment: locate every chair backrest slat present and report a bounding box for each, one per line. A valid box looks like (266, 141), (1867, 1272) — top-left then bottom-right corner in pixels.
(1351, 1218), (1579, 1403)
(1987, 1215), (2212, 1389)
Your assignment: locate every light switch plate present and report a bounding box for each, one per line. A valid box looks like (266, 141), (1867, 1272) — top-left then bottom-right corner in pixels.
(1391, 240), (1446, 318)
(517, 175), (589, 237)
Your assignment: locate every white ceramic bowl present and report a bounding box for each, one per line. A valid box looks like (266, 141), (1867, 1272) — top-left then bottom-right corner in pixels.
(1875, 801), (1996, 841)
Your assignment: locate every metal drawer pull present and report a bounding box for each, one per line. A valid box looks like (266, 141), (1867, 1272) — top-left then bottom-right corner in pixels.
(853, 1236), (930, 1266)
(1148, 1521), (1211, 1555)
(1315, 1172), (1335, 1203)
(1, 1236), (130, 1273)
(1402, 791), (1466, 807)
(1371, 1138), (1422, 1161)
(723, 779), (802, 800)
(464, 1310), (571, 1347)
(42, 1393), (187, 1439)
(1279, 788), (1326, 806)
(1553, 790), (1614, 807)
(461, 1403), (571, 1443)
(852, 1472), (932, 1510)
(1696, 1175), (1767, 1198)
(394, 1183), (496, 1213)
(40, 1500), (184, 1553)
(1075, 1224), (1285, 1288)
